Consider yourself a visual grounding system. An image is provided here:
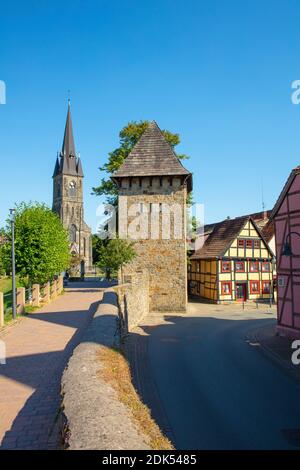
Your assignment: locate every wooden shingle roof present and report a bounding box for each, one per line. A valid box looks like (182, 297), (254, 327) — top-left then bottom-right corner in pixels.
(112, 121), (192, 190)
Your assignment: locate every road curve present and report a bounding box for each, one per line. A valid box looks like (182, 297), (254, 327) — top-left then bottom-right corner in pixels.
(130, 306), (300, 450)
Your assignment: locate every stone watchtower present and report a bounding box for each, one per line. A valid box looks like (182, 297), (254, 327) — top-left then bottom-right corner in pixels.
(52, 102), (92, 271)
(112, 121), (192, 312)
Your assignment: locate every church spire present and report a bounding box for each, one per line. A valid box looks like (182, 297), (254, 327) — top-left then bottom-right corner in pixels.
(55, 101), (80, 177)
(62, 100), (76, 158)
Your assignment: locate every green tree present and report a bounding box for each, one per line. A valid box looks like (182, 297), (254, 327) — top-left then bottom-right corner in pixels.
(92, 233), (105, 264)
(95, 237), (136, 280)
(3, 202), (70, 284)
(92, 120), (190, 205)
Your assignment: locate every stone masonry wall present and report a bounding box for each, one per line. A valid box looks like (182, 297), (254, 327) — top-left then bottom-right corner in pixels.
(116, 270), (149, 332)
(118, 176), (188, 312)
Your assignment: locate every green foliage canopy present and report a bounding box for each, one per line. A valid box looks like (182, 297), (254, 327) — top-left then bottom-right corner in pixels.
(92, 120), (189, 205)
(95, 237), (136, 279)
(3, 202), (70, 284)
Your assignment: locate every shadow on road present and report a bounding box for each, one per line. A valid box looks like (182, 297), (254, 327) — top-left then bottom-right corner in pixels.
(125, 313), (300, 450)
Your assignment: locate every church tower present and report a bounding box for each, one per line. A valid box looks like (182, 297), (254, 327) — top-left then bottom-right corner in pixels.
(52, 102), (92, 271)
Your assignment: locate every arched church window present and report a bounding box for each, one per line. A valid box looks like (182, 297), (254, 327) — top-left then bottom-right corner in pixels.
(69, 180), (77, 197)
(69, 224), (77, 243)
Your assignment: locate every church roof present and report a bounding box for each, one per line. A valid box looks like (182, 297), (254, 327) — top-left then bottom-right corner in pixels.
(112, 121), (192, 190)
(53, 102), (84, 177)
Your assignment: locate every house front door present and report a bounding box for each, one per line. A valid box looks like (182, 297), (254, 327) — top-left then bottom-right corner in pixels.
(236, 283), (247, 301)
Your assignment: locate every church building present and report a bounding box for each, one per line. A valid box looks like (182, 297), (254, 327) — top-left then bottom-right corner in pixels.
(52, 102), (92, 272)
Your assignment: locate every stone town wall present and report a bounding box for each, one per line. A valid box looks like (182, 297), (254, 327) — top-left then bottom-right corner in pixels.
(61, 290), (150, 450)
(118, 176), (188, 312)
(116, 270), (149, 332)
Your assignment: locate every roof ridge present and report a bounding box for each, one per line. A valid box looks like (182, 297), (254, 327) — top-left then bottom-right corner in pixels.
(112, 121), (192, 188)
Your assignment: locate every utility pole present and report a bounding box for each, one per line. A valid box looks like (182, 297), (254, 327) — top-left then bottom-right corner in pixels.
(9, 209), (16, 320)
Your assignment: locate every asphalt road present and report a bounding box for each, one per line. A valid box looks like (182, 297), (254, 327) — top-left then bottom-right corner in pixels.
(139, 306), (300, 450)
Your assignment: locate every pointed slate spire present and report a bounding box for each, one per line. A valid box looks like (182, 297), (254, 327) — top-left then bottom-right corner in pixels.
(112, 120), (192, 190)
(54, 101), (81, 177)
(62, 100), (76, 158)
(77, 156), (84, 177)
(52, 155), (60, 178)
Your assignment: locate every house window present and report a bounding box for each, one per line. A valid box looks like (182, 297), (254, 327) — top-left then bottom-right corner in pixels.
(249, 261), (259, 272)
(238, 239), (245, 248)
(246, 240), (253, 249)
(250, 280), (260, 294)
(262, 262), (270, 272)
(235, 261), (245, 272)
(262, 281), (271, 294)
(254, 240), (260, 249)
(221, 282), (232, 295)
(221, 261), (231, 272)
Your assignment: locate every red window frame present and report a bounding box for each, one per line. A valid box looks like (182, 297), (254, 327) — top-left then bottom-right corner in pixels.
(235, 261), (245, 272)
(238, 239), (245, 248)
(246, 239), (253, 249)
(262, 281), (271, 294)
(262, 262), (270, 272)
(254, 240), (260, 249)
(221, 261), (231, 273)
(221, 281), (232, 295)
(249, 261), (259, 272)
(249, 280), (260, 294)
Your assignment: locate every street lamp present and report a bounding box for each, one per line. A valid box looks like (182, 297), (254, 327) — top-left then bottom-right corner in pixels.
(282, 231), (300, 257)
(9, 209), (16, 320)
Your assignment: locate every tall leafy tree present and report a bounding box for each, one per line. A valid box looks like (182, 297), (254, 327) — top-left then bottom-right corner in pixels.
(95, 237), (136, 280)
(92, 120), (189, 205)
(3, 202), (70, 284)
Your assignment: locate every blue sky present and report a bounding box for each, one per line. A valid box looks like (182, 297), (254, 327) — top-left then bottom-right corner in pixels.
(1, 0), (300, 232)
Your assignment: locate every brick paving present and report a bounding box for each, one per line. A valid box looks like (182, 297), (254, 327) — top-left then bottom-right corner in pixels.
(0, 281), (105, 450)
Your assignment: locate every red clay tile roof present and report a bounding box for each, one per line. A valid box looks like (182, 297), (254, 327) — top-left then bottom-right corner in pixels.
(192, 216), (248, 259)
(192, 216), (274, 260)
(261, 220), (275, 243)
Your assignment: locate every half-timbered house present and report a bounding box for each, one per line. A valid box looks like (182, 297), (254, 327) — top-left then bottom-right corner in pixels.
(270, 166), (300, 339)
(189, 216), (275, 303)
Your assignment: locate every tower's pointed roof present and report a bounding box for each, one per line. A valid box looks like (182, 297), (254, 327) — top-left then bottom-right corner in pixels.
(52, 156), (60, 178)
(112, 121), (192, 190)
(53, 101), (83, 178)
(76, 157), (84, 177)
(62, 100), (76, 158)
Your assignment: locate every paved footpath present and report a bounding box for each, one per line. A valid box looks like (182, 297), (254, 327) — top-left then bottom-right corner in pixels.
(0, 281), (106, 450)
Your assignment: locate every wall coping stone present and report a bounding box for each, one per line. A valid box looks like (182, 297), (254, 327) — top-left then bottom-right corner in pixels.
(61, 288), (150, 450)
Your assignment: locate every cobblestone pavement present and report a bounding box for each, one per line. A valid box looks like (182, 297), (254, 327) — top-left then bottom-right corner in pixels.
(0, 281), (106, 450)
